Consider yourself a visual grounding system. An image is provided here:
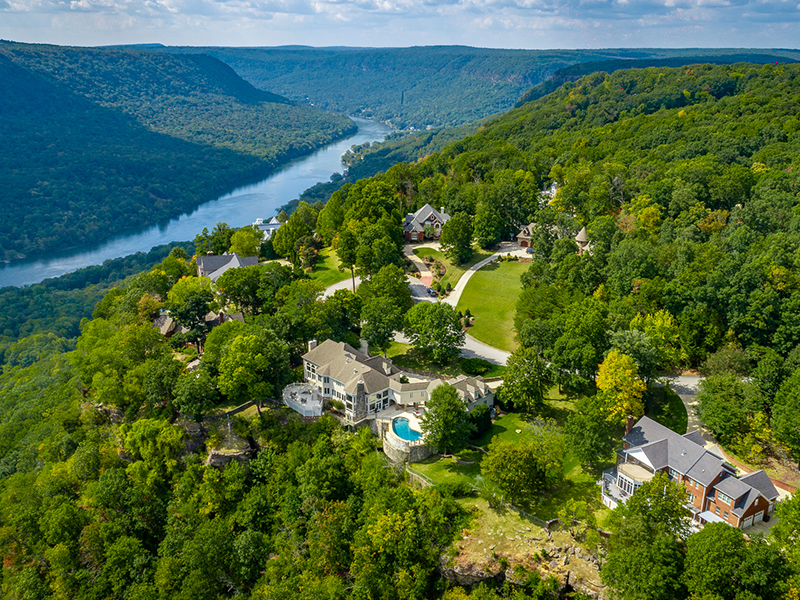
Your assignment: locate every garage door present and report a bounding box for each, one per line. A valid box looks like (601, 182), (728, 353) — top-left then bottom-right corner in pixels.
(754, 511), (764, 523)
(742, 516), (754, 528)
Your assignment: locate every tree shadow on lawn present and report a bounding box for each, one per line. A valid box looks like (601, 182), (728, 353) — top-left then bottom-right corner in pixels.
(389, 346), (463, 377)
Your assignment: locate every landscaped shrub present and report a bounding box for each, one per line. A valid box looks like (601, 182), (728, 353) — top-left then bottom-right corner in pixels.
(469, 403), (493, 438)
(434, 481), (475, 498)
(446, 282), (452, 291)
(460, 357), (490, 376)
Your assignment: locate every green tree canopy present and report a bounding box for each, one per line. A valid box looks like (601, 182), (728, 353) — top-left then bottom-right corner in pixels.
(404, 302), (465, 364)
(439, 212), (474, 265)
(419, 384), (474, 455)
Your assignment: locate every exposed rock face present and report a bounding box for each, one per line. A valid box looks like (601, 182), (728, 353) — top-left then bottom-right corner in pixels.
(206, 447), (253, 469)
(438, 560), (501, 586)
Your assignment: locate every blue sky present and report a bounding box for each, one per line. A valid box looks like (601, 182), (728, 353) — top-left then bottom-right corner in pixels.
(1, 0), (798, 49)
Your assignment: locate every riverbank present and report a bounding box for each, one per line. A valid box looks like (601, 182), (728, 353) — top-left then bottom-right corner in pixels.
(0, 117), (390, 288)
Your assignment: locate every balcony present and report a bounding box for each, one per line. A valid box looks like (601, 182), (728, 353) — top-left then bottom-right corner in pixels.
(618, 461), (655, 484)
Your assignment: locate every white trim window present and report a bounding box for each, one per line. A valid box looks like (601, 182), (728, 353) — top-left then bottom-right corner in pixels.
(718, 492), (733, 505)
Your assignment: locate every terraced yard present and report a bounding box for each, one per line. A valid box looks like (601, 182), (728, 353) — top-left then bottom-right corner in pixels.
(456, 260), (528, 353)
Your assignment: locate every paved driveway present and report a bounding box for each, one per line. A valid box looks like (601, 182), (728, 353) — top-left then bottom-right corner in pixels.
(403, 243), (435, 286)
(393, 331), (510, 366)
(321, 275), (361, 297)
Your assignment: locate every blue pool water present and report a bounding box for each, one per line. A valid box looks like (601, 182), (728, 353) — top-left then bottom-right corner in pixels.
(392, 417), (423, 442)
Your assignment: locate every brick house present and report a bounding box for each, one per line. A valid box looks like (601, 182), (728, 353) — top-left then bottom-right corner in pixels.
(601, 416), (778, 529)
(403, 204), (450, 242)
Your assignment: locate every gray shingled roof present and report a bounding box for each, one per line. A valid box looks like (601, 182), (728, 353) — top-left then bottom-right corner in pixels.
(739, 470), (779, 501)
(637, 439), (670, 471)
(196, 254), (259, 282)
(683, 431), (706, 446)
(685, 452), (728, 487)
(625, 416), (727, 482)
(403, 204), (450, 233)
(714, 476), (752, 502)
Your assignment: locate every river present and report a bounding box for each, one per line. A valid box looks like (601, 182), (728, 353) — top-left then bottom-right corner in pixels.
(0, 117), (391, 288)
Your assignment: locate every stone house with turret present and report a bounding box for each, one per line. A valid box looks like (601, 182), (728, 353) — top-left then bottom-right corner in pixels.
(301, 339), (493, 424)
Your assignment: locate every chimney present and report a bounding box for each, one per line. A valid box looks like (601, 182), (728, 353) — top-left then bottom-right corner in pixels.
(440, 206), (446, 216)
(625, 414), (636, 436)
(206, 251), (214, 256)
(308, 339), (318, 352)
(219, 311), (225, 325)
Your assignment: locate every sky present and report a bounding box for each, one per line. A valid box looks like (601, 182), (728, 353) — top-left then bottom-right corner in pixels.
(1, 0), (798, 49)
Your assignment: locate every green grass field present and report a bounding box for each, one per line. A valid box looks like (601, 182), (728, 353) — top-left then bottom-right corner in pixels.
(413, 247), (494, 289)
(310, 247), (351, 288)
(456, 261), (528, 353)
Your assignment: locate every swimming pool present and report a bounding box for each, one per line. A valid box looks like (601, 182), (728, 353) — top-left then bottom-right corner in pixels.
(392, 417), (423, 442)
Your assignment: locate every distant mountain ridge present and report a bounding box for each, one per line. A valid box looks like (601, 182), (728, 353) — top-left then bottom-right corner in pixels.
(147, 45), (800, 129)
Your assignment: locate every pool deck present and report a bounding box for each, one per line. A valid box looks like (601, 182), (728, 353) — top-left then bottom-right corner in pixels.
(378, 406), (424, 432)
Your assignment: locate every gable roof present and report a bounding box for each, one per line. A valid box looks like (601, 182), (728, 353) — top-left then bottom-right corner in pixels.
(738, 470), (779, 501)
(404, 204), (450, 233)
(196, 253), (259, 282)
(624, 416), (729, 485)
(517, 222), (536, 239)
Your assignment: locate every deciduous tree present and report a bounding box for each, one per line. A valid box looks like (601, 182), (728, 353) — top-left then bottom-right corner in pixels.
(404, 302), (465, 364)
(420, 385), (474, 455)
(439, 212), (474, 265)
(596, 349), (647, 424)
(501, 347), (551, 413)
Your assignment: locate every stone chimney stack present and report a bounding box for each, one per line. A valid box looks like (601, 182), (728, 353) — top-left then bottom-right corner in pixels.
(625, 414), (636, 436)
(354, 381), (367, 422)
(440, 207), (446, 216)
(308, 339), (318, 352)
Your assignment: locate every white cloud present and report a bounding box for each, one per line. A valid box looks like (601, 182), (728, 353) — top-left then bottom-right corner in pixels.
(0, 0), (798, 46)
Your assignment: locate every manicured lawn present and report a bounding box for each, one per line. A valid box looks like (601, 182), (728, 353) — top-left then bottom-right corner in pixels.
(456, 261), (528, 353)
(413, 247), (494, 289)
(310, 247), (350, 288)
(413, 403), (610, 524)
(384, 341), (506, 378)
(646, 385), (688, 434)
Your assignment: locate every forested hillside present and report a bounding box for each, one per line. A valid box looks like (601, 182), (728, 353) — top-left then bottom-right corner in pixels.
(4, 62), (800, 600)
(515, 53), (799, 107)
(0, 42), (356, 260)
(157, 46), (800, 128)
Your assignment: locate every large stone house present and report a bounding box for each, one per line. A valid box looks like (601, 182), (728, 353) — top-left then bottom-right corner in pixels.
(301, 339), (493, 424)
(602, 416), (779, 529)
(196, 253), (259, 283)
(403, 204), (450, 242)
